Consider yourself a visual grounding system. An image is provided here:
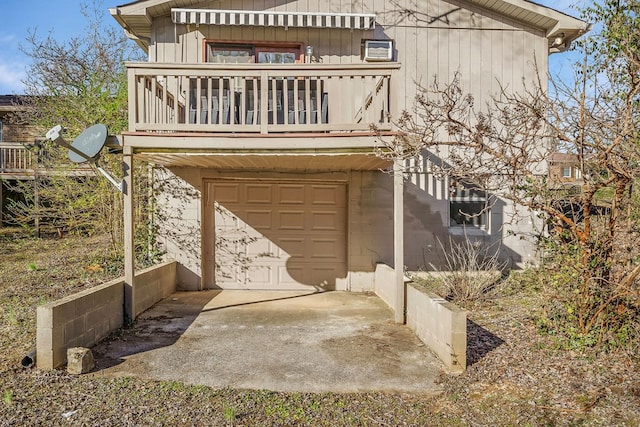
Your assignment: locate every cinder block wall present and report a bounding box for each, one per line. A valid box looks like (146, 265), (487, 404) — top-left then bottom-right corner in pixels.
(133, 260), (178, 318)
(373, 265), (467, 372)
(405, 283), (467, 373)
(37, 261), (178, 370)
(36, 279), (124, 370)
(374, 263), (396, 309)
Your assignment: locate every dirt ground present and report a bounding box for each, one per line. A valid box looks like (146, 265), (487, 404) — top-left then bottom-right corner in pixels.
(0, 229), (638, 426)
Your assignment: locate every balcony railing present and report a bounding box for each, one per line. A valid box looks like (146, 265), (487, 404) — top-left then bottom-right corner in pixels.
(127, 62), (399, 134)
(0, 142), (33, 173)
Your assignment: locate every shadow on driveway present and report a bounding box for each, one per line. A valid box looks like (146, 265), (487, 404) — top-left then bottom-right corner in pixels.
(91, 290), (444, 393)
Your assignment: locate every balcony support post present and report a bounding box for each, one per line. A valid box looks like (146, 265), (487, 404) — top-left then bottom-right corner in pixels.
(123, 145), (135, 322)
(393, 158), (405, 324)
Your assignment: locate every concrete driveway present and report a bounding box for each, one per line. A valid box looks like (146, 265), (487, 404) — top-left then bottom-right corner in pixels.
(91, 290), (444, 393)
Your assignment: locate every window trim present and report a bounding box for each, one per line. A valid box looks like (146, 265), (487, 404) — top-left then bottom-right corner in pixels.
(206, 43), (255, 63)
(203, 39), (304, 63)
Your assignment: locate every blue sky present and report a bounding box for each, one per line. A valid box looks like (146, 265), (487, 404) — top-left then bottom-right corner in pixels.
(0, 0), (589, 94)
(0, 1), (117, 93)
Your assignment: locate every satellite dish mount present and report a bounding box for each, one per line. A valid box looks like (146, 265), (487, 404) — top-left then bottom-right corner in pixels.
(45, 124), (123, 192)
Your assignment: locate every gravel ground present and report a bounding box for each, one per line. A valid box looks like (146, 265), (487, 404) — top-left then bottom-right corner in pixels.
(1, 230), (638, 426)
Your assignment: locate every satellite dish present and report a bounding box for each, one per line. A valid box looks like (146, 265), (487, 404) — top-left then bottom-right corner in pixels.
(45, 123), (123, 193)
(68, 124), (108, 163)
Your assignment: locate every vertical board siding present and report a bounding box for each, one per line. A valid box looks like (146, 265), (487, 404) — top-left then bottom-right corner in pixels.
(149, 0), (548, 119)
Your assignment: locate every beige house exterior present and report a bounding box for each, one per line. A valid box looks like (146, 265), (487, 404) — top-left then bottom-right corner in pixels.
(110, 0), (588, 320)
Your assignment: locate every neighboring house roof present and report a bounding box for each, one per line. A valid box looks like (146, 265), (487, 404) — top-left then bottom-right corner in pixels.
(0, 95), (27, 113)
(110, 0), (590, 53)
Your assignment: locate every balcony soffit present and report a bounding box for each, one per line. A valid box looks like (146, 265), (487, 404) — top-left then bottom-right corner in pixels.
(135, 152), (392, 171)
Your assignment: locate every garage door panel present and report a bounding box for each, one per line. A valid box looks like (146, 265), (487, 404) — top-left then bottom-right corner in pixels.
(310, 185), (346, 207)
(278, 184), (306, 204)
(278, 265), (306, 286)
(246, 238), (277, 258)
(278, 211), (305, 230)
(278, 237), (305, 258)
(309, 211), (346, 231)
(210, 180), (346, 290)
(246, 184), (273, 203)
(214, 184), (241, 203)
(215, 205), (241, 229)
(245, 265), (274, 286)
(246, 210), (272, 230)
(215, 262), (241, 285)
(309, 238), (345, 259)
(310, 265), (344, 285)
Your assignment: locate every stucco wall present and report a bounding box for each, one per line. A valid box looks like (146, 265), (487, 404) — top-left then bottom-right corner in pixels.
(156, 167), (203, 290)
(349, 169), (537, 279)
(155, 167), (537, 290)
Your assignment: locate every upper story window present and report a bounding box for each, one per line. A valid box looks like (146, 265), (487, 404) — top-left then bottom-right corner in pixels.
(562, 167), (572, 178)
(0, 119), (3, 142)
(207, 44), (254, 63)
(206, 42), (302, 64)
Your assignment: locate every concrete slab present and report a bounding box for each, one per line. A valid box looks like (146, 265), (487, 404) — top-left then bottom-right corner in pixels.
(91, 290), (444, 393)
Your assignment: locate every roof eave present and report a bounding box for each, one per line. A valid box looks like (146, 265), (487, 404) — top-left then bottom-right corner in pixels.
(109, 0), (591, 56)
(109, 6), (151, 52)
(467, 0), (590, 54)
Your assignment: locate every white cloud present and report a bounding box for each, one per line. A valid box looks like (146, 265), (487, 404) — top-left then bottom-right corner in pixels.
(0, 62), (26, 94)
(0, 31), (27, 94)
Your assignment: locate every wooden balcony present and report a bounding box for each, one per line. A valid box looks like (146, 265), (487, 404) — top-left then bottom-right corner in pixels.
(127, 62), (400, 135)
(0, 142), (34, 177)
(0, 142), (95, 179)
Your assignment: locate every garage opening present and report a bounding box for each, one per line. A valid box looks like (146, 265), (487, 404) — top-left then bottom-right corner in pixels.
(204, 179), (347, 290)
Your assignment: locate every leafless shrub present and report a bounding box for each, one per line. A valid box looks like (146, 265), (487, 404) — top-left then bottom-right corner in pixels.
(430, 237), (507, 304)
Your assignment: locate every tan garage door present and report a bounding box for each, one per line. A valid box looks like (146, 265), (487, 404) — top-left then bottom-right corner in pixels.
(209, 180), (347, 290)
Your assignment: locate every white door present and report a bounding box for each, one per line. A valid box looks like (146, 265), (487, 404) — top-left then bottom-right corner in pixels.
(208, 180), (347, 290)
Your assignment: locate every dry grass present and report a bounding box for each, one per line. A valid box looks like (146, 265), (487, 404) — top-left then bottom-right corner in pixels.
(0, 230), (638, 425)
(0, 228), (122, 369)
